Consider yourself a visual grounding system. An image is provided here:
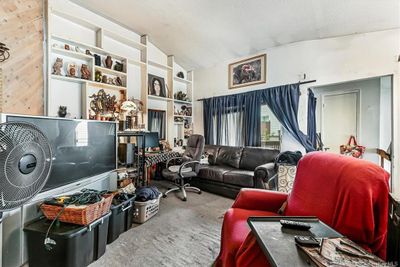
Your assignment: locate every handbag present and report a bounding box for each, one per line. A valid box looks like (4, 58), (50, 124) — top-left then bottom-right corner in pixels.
(340, 135), (365, 158)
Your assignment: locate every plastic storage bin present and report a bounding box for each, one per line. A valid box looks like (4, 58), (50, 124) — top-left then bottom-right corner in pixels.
(24, 212), (110, 267)
(132, 194), (162, 223)
(107, 193), (136, 244)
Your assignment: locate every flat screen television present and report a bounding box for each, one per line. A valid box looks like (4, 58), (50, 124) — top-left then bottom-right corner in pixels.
(5, 115), (117, 191)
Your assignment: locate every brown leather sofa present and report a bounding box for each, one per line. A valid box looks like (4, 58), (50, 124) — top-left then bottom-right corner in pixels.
(190, 145), (279, 199)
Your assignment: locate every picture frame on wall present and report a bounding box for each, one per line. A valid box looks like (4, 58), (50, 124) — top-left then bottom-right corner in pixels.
(148, 74), (166, 97)
(228, 54), (266, 89)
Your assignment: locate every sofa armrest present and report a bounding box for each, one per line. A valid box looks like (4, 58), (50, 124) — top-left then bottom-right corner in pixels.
(232, 188), (288, 212)
(254, 162), (276, 188)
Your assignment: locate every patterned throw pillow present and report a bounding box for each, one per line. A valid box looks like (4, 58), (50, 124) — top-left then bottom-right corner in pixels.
(277, 165), (297, 193)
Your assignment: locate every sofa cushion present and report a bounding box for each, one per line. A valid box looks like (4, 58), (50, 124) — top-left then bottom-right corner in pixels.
(216, 146), (243, 169)
(198, 165), (235, 182)
(223, 170), (254, 187)
(239, 147), (279, 171)
(204, 145), (220, 165)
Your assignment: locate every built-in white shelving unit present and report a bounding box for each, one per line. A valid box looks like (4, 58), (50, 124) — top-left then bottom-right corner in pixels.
(47, 6), (194, 147)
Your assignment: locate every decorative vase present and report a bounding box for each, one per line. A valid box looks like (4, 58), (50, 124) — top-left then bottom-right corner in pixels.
(105, 56), (113, 69)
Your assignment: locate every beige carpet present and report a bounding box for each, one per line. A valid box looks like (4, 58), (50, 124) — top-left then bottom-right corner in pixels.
(90, 181), (233, 267)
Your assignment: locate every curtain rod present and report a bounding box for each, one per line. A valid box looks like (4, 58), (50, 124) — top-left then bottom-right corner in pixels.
(196, 80), (317, 101)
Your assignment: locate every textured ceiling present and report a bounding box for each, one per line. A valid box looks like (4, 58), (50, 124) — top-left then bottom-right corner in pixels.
(72, 0), (400, 70)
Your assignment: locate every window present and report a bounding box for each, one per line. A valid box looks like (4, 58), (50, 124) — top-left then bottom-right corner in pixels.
(261, 105), (281, 149)
(212, 109), (244, 146)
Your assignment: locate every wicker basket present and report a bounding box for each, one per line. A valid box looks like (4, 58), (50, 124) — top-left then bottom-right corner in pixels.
(41, 194), (113, 225)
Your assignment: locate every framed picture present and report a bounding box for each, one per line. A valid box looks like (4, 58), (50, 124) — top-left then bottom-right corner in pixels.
(148, 74), (166, 97)
(228, 54), (266, 89)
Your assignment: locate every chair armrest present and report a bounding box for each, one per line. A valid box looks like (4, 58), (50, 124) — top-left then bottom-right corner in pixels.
(179, 160), (200, 177)
(232, 188), (288, 212)
(166, 157), (183, 168)
(254, 162), (276, 188)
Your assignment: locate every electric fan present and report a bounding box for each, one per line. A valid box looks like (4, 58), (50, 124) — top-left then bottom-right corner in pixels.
(0, 122), (52, 211)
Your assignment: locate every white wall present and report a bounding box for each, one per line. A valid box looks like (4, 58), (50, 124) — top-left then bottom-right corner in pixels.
(193, 29), (400, 192)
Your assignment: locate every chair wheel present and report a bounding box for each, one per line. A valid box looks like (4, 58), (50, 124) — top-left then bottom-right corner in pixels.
(182, 197), (187, 201)
(163, 194), (167, 198)
(198, 191), (202, 194)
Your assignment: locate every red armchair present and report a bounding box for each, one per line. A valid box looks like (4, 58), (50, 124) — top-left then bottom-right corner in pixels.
(215, 152), (390, 267)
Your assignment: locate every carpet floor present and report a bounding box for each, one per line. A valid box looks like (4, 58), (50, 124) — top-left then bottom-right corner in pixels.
(90, 181), (233, 267)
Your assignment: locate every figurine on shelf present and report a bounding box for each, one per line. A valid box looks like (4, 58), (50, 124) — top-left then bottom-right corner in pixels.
(115, 77), (122, 86)
(81, 64), (91, 80)
(52, 57), (63, 75)
(177, 71), (185, 79)
(58, 106), (67, 117)
(114, 61), (123, 72)
(85, 49), (92, 56)
(102, 74), (108, 84)
(95, 70), (102, 82)
(108, 77), (114, 85)
(94, 54), (101, 66)
(66, 63), (77, 77)
(75, 46), (83, 53)
(64, 44), (70, 50)
(105, 55), (113, 69)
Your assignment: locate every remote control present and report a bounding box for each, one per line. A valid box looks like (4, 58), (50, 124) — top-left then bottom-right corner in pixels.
(294, 236), (321, 247)
(280, 219), (311, 230)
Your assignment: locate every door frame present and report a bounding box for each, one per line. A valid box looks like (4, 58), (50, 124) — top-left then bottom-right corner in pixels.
(320, 89), (361, 151)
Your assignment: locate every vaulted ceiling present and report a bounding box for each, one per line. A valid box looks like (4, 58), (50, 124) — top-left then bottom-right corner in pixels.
(72, 0), (400, 70)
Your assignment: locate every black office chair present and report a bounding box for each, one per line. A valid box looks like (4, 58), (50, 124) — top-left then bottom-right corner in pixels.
(162, 134), (205, 201)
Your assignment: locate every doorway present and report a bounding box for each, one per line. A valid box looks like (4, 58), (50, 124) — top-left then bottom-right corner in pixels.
(313, 76), (392, 168)
(321, 91), (359, 153)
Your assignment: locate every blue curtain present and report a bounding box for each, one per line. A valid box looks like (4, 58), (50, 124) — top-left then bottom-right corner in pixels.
(307, 89), (317, 149)
(202, 83), (316, 151)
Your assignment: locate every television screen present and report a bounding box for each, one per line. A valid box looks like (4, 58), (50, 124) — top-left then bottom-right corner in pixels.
(6, 116), (116, 191)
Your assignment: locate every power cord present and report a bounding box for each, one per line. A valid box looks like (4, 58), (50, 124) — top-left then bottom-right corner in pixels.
(43, 189), (107, 250)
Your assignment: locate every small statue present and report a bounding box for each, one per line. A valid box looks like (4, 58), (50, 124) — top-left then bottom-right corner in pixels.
(102, 74), (108, 83)
(64, 44), (70, 50)
(58, 106), (67, 117)
(81, 64), (91, 80)
(95, 70), (102, 82)
(75, 46), (83, 53)
(114, 61), (123, 72)
(85, 49), (92, 56)
(105, 55), (113, 69)
(94, 54), (101, 66)
(108, 77), (114, 85)
(52, 57), (63, 75)
(115, 77), (122, 86)
(67, 63), (77, 77)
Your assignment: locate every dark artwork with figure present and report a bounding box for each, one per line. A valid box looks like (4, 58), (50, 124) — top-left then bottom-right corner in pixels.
(148, 74), (166, 97)
(229, 54), (266, 89)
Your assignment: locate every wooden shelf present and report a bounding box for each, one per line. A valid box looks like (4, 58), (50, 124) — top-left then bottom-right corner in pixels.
(148, 60), (172, 70)
(173, 99), (192, 105)
(174, 76), (192, 84)
(128, 58), (146, 67)
(51, 34), (126, 61)
(52, 10), (100, 31)
(148, 95), (173, 102)
(51, 74), (89, 83)
(174, 115), (192, 118)
(52, 47), (93, 60)
(88, 81), (127, 91)
(103, 29), (147, 51)
(94, 66), (127, 77)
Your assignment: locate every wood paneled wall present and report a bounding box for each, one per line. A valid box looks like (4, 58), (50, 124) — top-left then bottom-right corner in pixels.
(0, 0), (44, 115)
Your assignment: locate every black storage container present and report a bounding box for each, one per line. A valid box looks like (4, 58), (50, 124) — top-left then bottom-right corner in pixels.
(107, 193), (135, 244)
(24, 212), (111, 267)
